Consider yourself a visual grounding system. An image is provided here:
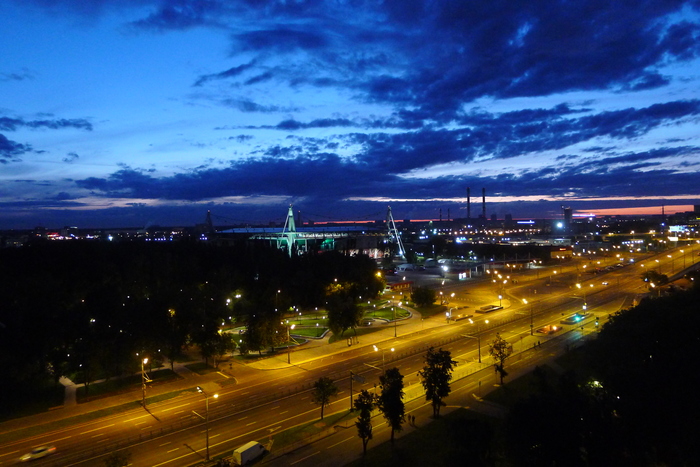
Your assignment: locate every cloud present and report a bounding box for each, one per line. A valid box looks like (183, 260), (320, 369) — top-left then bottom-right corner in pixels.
(0, 134), (31, 162)
(62, 152), (79, 163)
(193, 60), (257, 87)
(0, 68), (35, 82)
(0, 116), (93, 131)
(219, 98), (296, 113)
(233, 28), (328, 53)
(130, 0), (226, 30)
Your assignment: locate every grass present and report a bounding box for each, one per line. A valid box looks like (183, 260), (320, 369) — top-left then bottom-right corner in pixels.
(328, 325), (384, 344)
(346, 408), (503, 467)
(184, 361), (217, 375)
(76, 368), (181, 403)
(0, 382), (65, 422)
(483, 364), (558, 407)
(412, 304), (447, 318)
(272, 410), (356, 449)
(291, 327), (327, 338)
(365, 307), (410, 321)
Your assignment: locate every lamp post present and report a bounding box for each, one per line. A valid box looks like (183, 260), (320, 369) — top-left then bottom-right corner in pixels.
(523, 299), (533, 335)
(287, 323), (296, 364)
(468, 319), (488, 363)
(373, 345), (394, 372)
(498, 294), (502, 307)
(394, 301), (402, 337)
(141, 357), (148, 408)
(196, 386), (218, 461)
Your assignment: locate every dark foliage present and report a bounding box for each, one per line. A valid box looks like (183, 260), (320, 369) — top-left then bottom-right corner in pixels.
(0, 240), (379, 414)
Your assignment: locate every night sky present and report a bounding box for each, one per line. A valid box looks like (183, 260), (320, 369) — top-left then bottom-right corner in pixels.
(2, 0), (700, 229)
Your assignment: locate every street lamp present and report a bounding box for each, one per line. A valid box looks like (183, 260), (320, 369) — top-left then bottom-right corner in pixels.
(523, 299), (533, 335)
(394, 301), (402, 337)
(141, 357), (149, 408)
(373, 345), (394, 371)
(498, 294), (502, 307)
(467, 319), (488, 363)
(287, 323), (296, 364)
(196, 386), (218, 461)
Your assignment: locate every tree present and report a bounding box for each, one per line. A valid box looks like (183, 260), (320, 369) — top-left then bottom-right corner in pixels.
(311, 376), (338, 420)
(641, 270), (669, 286)
(411, 286), (436, 307)
(377, 367), (405, 443)
(489, 333), (513, 384)
(326, 284), (363, 337)
(418, 347), (457, 417)
(354, 389), (376, 455)
(103, 450), (131, 467)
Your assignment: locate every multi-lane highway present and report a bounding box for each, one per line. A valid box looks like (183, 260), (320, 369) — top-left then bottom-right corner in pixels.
(0, 244), (696, 466)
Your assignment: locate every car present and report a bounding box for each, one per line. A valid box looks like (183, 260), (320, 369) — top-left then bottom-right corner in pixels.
(20, 446), (56, 462)
(602, 281), (609, 285)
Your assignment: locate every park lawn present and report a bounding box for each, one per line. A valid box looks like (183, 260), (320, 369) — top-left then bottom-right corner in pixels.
(183, 361), (218, 375)
(346, 408), (504, 467)
(271, 410), (356, 450)
(484, 346), (590, 408)
(0, 381), (65, 422)
(291, 327), (327, 338)
(328, 325), (384, 344)
(366, 307), (410, 321)
(413, 304), (446, 318)
(76, 368), (180, 402)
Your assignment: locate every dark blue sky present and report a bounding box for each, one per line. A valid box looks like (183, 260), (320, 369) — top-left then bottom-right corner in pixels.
(2, 0), (700, 228)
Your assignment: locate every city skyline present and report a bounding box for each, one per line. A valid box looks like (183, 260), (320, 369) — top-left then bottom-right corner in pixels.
(2, 1), (700, 229)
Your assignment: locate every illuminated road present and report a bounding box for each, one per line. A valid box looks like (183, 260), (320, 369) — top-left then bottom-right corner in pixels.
(0, 244), (697, 466)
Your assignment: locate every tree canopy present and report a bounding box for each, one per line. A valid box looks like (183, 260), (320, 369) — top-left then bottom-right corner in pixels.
(418, 347), (457, 418)
(411, 286), (436, 308)
(311, 376), (339, 420)
(488, 333), (513, 384)
(377, 367), (405, 443)
(354, 389), (376, 455)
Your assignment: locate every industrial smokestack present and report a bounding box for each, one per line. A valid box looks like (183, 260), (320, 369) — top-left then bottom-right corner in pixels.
(467, 187), (471, 219)
(482, 188), (486, 218)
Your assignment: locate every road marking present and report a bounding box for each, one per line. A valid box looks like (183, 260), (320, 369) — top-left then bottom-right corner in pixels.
(238, 416), (248, 421)
(167, 448), (180, 453)
(80, 424), (114, 435)
(92, 433), (105, 438)
(217, 371), (229, 378)
(0, 450), (19, 457)
(211, 433), (221, 438)
(240, 391), (250, 395)
(246, 421), (257, 426)
(291, 451), (320, 465)
(327, 436), (353, 449)
(161, 403), (191, 412)
(174, 410), (185, 415)
(270, 406), (280, 410)
(159, 442), (171, 447)
(125, 414), (150, 422)
(279, 411), (288, 415)
(49, 436), (72, 443)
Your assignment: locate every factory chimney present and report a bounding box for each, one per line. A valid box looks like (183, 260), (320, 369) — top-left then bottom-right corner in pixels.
(467, 187), (471, 219)
(482, 188), (486, 218)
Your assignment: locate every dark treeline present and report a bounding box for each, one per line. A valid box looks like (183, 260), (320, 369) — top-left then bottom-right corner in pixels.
(503, 281), (700, 466)
(0, 239), (382, 410)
